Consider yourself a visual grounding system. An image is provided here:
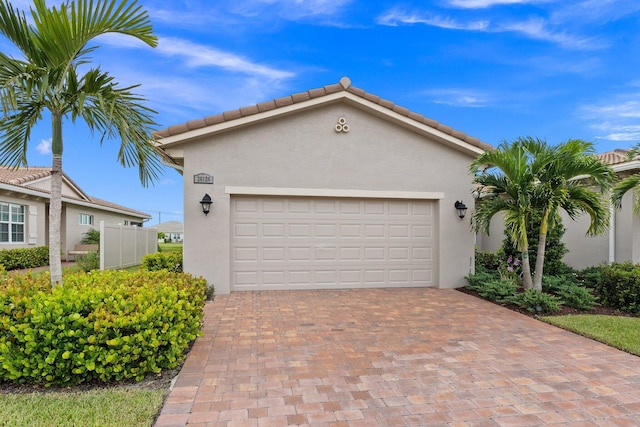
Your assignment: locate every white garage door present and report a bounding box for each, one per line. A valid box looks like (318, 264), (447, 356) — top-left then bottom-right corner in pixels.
(231, 196), (435, 291)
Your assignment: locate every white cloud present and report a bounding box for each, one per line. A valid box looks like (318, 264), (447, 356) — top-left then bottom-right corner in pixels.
(101, 35), (294, 81)
(447, 0), (547, 8)
(155, 37), (294, 80)
(36, 138), (51, 155)
(377, 8), (599, 50)
(581, 98), (640, 141)
(377, 9), (489, 30)
(424, 88), (491, 107)
(498, 17), (602, 50)
(229, 0), (352, 20)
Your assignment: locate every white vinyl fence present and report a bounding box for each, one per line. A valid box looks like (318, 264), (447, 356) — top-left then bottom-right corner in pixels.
(100, 221), (158, 270)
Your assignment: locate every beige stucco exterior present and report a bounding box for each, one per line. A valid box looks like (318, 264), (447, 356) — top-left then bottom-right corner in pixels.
(62, 203), (149, 259)
(477, 185), (640, 271)
(0, 170), (150, 257)
(156, 85), (486, 294)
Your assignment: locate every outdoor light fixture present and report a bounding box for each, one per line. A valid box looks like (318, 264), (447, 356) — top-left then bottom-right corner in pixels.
(200, 193), (212, 216)
(454, 200), (467, 219)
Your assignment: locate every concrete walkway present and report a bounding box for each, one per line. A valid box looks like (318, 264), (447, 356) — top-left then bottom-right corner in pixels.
(156, 288), (640, 426)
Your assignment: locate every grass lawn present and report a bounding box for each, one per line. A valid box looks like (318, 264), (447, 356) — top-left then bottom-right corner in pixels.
(541, 314), (640, 356)
(0, 388), (165, 427)
(159, 242), (182, 252)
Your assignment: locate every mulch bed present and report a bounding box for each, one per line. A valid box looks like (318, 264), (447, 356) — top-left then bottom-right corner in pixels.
(0, 365), (181, 395)
(457, 286), (638, 318)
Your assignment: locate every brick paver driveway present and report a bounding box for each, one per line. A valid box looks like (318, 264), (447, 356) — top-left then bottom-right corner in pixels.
(155, 288), (640, 426)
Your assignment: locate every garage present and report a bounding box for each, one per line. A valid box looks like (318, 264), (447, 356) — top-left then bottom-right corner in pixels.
(153, 77), (489, 294)
(231, 195), (435, 290)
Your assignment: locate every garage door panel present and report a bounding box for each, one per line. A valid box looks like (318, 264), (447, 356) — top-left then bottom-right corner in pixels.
(231, 196), (435, 290)
(263, 223), (285, 237)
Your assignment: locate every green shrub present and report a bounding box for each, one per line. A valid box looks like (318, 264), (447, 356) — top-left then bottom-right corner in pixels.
(507, 289), (563, 314)
(542, 275), (597, 310)
(141, 251), (182, 273)
(475, 251), (501, 273)
(76, 251), (100, 272)
(80, 229), (100, 245)
(555, 285), (598, 311)
(541, 275), (569, 293)
(595, 262), (640, 313)
(578, 265), (605, 289)
(501, 210), (570, 277)
(0, 246), (49, 271)
(467, 278), (517, 302)
(0, 270), (206, 386)
(466, 270), (500, 288)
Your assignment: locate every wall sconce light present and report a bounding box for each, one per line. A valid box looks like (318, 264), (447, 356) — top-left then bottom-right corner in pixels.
(454, 200), (467, 219)
(200, 193), (212, 216)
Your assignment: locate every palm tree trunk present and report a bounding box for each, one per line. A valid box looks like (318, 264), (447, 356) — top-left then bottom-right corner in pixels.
(49, 114), (63, 287)
(532, 209), (550, 292)
(521, 252), (534, 289)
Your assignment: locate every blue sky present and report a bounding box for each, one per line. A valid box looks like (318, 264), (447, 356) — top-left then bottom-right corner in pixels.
(5, 0), (640, 225)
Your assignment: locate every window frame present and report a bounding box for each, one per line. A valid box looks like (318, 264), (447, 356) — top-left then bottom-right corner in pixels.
(79, 213), (94, 226)
(0, 202), (25, 244)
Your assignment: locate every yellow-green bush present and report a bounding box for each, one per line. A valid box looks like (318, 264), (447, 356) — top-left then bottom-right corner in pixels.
(0, 270), (206, 386)
(0, 246), (49, 270)
(141, 251), (182, 273)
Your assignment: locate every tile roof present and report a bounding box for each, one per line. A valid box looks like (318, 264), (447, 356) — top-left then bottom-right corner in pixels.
(596, 149), (632, 166)
(0, 166), (150, 219)
(0, 166), (52, 185)
(153, 77), (492, 151)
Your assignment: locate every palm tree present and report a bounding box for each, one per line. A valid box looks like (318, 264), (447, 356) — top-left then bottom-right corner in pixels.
(611, 146), (640, 214)
(471, 137), (614, 290)
(0, 0), (160, 287)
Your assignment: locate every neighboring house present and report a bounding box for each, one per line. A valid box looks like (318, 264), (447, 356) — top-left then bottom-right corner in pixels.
(476, 149), (640, 270)
(154, 77), (491, 294)
(0, 167), (151, 259)
(157, 221), (184, 242)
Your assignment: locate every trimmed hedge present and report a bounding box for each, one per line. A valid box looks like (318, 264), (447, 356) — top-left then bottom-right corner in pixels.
(0, 270), (206, 386)
(0, 246), (49, 271)
(595, 262), (640, 313)
(141, 251), (182, 273)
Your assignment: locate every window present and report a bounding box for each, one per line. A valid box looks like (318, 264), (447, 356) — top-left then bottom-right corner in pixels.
(79, 213), (94, 226)
(0, 203), (25, 243)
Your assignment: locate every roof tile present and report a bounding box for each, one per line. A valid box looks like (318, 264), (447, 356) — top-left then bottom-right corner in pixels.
(363, 92), (380, 103)
(347, 87), (366, 97)
(392, 105), (410, 116)
(257, 101), (277, 113)
(291, 91), (311, 103)
(204, 113), (225, 126)
(308, 87), (327, 98)
(408, 112), (425, 122)
(324, 83), (343, 94)
(187, 118), (206, 130)
(274, 96), (294, 108)
(223, 109), (242, 121)
(168, 123), (189, 136)
(240, 105), (260, 116)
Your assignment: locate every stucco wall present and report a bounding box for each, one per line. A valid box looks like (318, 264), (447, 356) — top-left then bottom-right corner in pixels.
(63, 204), (146, 259)
(477, 190), (640, 270)
(180, 102), (478, 294)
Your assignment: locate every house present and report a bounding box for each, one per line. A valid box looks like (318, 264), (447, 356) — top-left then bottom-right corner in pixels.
(153, 77), (492, 294)
(0, 167), (151, 259)
(563, 149), (640, 269)
(157, 221), (184, 242)
(476, 149), (640, 270)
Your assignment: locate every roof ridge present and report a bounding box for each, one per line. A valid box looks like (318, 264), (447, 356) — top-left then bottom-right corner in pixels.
(153, 77), (491, 151)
